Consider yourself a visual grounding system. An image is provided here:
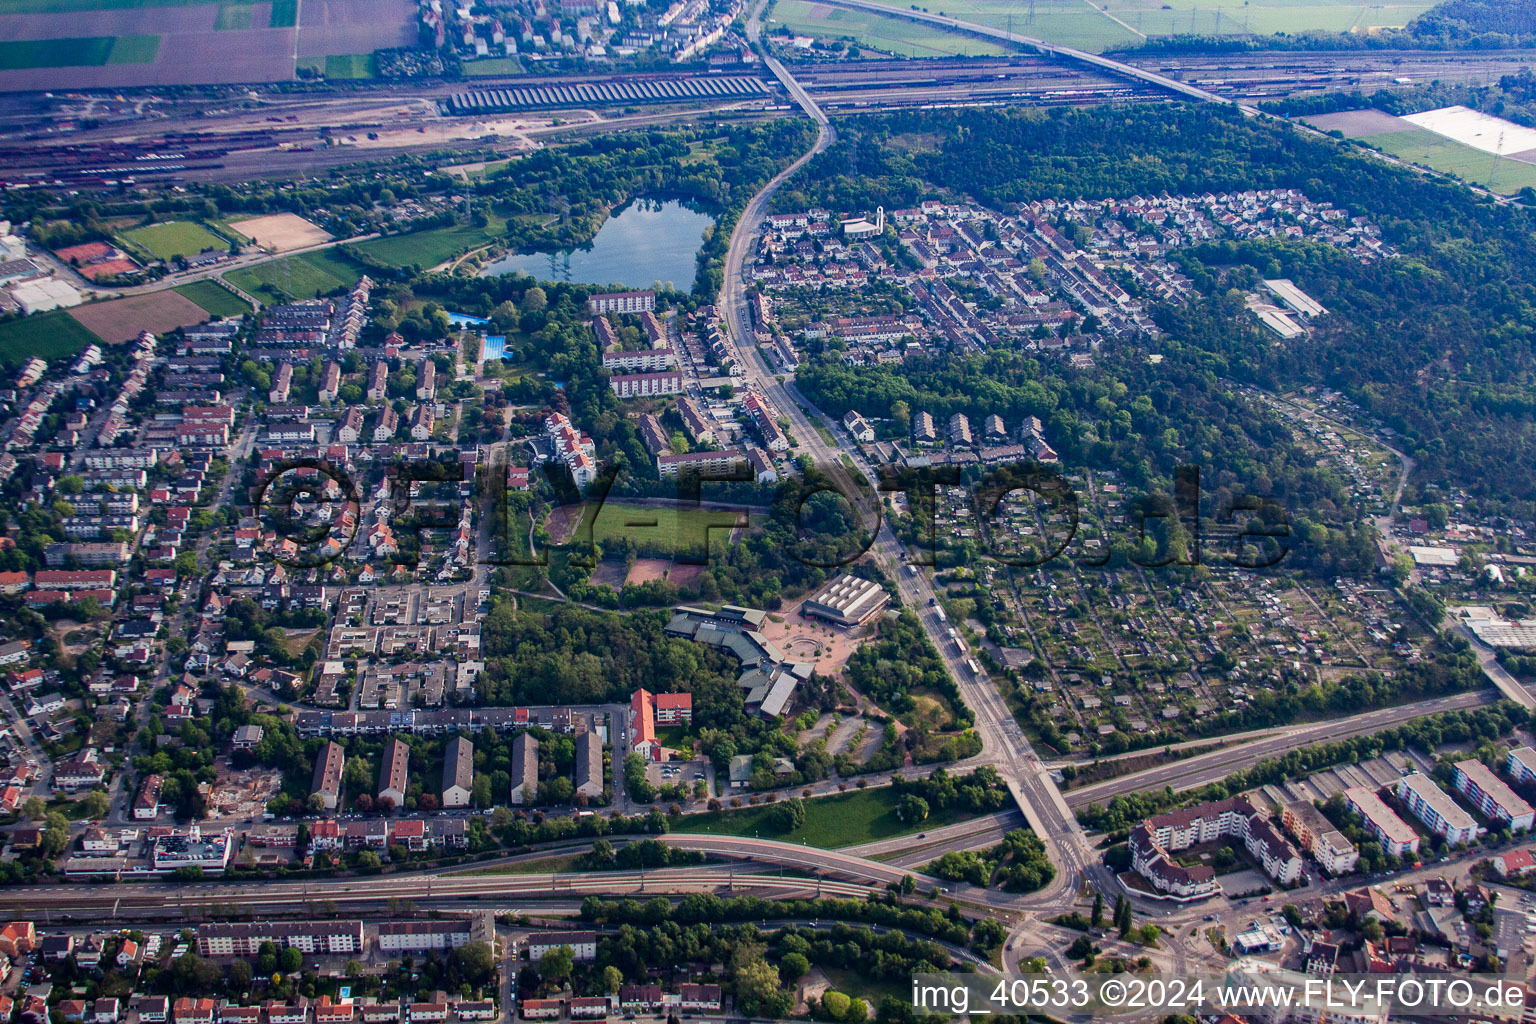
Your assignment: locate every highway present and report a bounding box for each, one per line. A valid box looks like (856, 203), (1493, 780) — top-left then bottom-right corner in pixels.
(809, 0), (1240, 109)
(1063, 688), (1497, 808)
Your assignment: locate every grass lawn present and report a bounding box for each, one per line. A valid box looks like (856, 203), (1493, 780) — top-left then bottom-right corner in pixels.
(676, 786), (973, 848)
(1355, 128), (1536, 195)
(0, 310), (100, 367)
(299, 53), (374, 78)
(352, 213), (509, 269)
(226, 248), (364, 302)
(462, 853), (582, 874)
(0, 34), (158, 68)
(584, 501), (754, 554)
(173, 280), (250, 317)
(269, 0), (297, 25)
(820, 967), (912, 1007)
(120, 220), (227, 261)
(463, 56), (525, 76)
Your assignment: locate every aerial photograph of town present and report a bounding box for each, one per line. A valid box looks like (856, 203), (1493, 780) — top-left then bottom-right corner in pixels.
(9, 0), (1536, 1016)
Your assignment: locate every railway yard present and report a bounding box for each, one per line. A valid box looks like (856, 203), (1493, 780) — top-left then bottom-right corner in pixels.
(1, 48), (1534, 190)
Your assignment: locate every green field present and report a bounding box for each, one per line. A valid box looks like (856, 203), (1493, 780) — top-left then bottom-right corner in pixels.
(1101, 0), (1431, 36)
(213, 3), (253, 29)
(269, 0), (297, 25)
(298, 53), (374, 78)
(581, 501), (755, 553)
(120, 220), (227, 261)
(0, 311), (100, 369)
(0, 0), (216, 12)
(0, 33), (158, 68)
(173, 280), (250, 318)
(352, 213), (508, 269)
(463, 57), (525, 76)
(832, 0), (1429, 50)
(831, 0), (1138, 50)
(225, 249), (364, 302)
(676, 786), (977, 848)
(770, 0), (1014, 55)
(1356, 128), (1536, 195)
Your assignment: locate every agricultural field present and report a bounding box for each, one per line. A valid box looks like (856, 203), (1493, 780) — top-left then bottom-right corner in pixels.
(0, 0), (414, 90)
(833, 0), (1138, 51)
(352, 214), (509, 269)
(844, 0), (1430, 50)
(68, 289), (211, 343)
(1306, 109), (1536, 195)
(119, 220), (228, 261)
(225, 248), (364, 303)
(0, 34), (157, 68)
(0, 310), (99, 367)
(1098, 0), (1432, 37)
(770, 0), (1014, 56)
(173, 280), (251, 318)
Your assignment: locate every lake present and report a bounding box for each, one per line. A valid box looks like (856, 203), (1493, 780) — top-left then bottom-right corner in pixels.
(482, 197), (714, 293)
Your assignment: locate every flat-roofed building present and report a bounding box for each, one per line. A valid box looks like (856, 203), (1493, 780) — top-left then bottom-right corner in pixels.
(1396, 773), (1477, 845)
(1454, 758), (1534, 831)
(1508, 745), (1536, 787)
(801, 573), (890, 627)
(1344, 786), (1420, 856)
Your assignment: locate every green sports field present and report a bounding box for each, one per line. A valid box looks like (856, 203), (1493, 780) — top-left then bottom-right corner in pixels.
(173, 280), (251, 318)
(0, 33), (158, 68)
(584, 501), (756, 553)
(225, 249), (364, 303)
(0, 311), (100, 368)
(120, 220), (227, 261)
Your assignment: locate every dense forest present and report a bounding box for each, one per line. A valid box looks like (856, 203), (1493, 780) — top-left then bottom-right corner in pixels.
(786, 105), (1536, 519)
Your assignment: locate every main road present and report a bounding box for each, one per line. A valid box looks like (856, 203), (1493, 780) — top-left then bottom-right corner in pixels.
(722, 8), (1100, 918)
